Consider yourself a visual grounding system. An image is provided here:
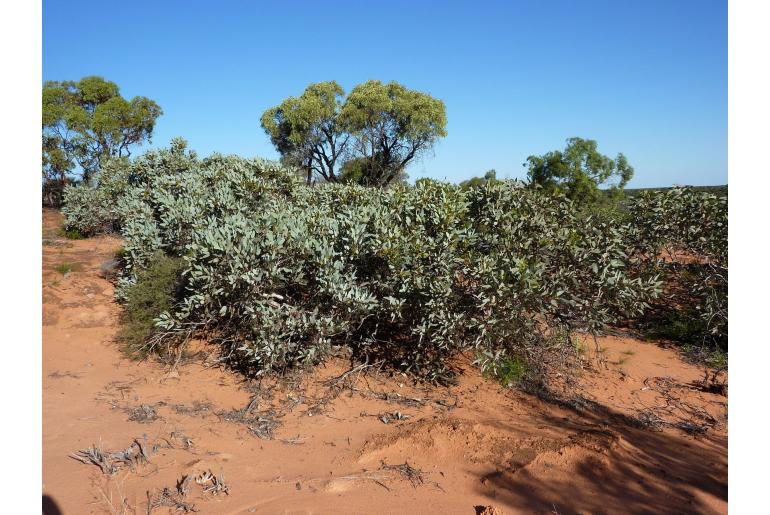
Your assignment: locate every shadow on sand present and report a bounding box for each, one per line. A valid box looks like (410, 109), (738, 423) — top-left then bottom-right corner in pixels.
(472, 394), (727, 514)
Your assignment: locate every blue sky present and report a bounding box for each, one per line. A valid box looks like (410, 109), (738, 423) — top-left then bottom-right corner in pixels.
(43, 0), (727, 187)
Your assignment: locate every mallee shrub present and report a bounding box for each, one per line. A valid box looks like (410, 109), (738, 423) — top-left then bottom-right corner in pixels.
(62, 141), (725, 380)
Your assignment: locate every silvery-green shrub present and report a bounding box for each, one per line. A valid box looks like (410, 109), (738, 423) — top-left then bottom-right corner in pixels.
(66, 143), (730, 380)
(626, 188), (727, 349)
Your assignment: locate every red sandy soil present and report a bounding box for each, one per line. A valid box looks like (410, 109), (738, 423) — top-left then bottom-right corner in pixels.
(42, 209), (727, 514)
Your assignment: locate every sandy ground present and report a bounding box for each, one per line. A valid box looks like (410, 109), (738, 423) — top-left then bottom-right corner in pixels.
(42, 209), (727, 514)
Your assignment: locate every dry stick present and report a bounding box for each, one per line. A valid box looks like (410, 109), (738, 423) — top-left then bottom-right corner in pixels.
(379, 460), (424, 488)
(243, 394), (259, 415)
(269, 471), (395, 492)
(592, 334), (607, 369)
(640, 376), (720, 433)
(324, 359), (382, 388)
(278, 435), (306, 445)
(370, 479), (391, 491)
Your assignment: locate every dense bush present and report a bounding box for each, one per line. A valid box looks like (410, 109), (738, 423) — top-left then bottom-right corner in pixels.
(61, 137), (200, 237)
(62, 142), (725, 380)
(626, 188), (727, 351)
(61, 185), (115, 235)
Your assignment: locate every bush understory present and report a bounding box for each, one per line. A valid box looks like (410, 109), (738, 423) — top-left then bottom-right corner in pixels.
(116, 253), (185, 358)
(59, 227), (86, 240)
(62, 141), (727, 383)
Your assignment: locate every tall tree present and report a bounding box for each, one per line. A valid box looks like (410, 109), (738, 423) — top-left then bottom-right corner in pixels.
(261, 81), (349, 184)
(262, 80), (447, 186)
(42, 76), (162, 185)
(525, 137), (634, 204)
(340, 80), (447, 187)
(42, 133), (74, 206)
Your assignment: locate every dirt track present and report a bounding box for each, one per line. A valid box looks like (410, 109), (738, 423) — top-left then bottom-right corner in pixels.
(42, 209), (727, 514)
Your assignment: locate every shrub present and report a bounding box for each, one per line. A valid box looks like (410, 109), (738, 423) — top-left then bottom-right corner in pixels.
(63, 143), (729, 381)
(141, 170), (654, 379)
(61, 137), (200, 236)
(483, 355), (528, 387)
(626, 187), (727, 352)
(59, 227), (86, 240)
(61, 185), (115, 236)
(55, 262), (82, 275)
(116, 253), (185, 357)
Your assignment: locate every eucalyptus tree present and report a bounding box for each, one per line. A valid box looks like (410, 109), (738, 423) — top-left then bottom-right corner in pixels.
(42, 133), (73, 205)
(260, 81), (349, 184)
(262, 80), (447, 186)
(42, 76), (162, 185)
(525, 137), (634, 205)
(340, 80), (447, 187)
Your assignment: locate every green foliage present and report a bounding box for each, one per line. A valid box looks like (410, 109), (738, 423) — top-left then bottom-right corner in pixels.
(643, 307), (707, 344)
(63, 144), (663, 381)
(60, 183), (116, 236)
(483, 355), (528, 387)
(261, 81), (348, 184)
(459, 170), (501, 189)
(42, 134), (73, 206)
(61, 137), (199, 236)
(624, 185), (727, 198)
(42, 76), (162, 187)
(55, 263), (72, 275)
(340, 80), (447, 186)
(338, 156), (369, 185)
(55, 262), (82, 275)
(59, 227), (86, 240)
(703, 347), (728, 369)
(626, 187), (727, 351)
(117, 254), (185, 357)
(526, 137), (633, 205)
(338, 156), (408, 186)
(262, 80), (447, 186)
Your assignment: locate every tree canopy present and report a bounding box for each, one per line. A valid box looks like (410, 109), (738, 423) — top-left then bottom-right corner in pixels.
(340, 80), (447, 187)
(261, 80), (447, 186)
(42, 76), (162, 185)
(260, 81), (348, 184)
(525, 137), (633, 204)
(460, 169), (501, 189)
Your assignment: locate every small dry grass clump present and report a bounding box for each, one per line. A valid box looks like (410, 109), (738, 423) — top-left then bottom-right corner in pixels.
(55, 261), (83, 275)
(70, 432), (194, 475)
(216, 404), (281, 440)
(171, 400), (214, 416)
(126, 404), (160, 424)
(70, 437), (153, 475)
(475, 506), (505, 515)
(147, 486), (198, 513)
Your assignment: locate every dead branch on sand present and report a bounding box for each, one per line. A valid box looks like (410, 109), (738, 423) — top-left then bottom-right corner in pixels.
(639, 376), (722, 434)
(379, 460), (424, 488)
(146, 487), (197, 513)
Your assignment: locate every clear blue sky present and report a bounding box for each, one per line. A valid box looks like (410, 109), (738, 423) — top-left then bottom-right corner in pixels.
(43, 0), (727, 187)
